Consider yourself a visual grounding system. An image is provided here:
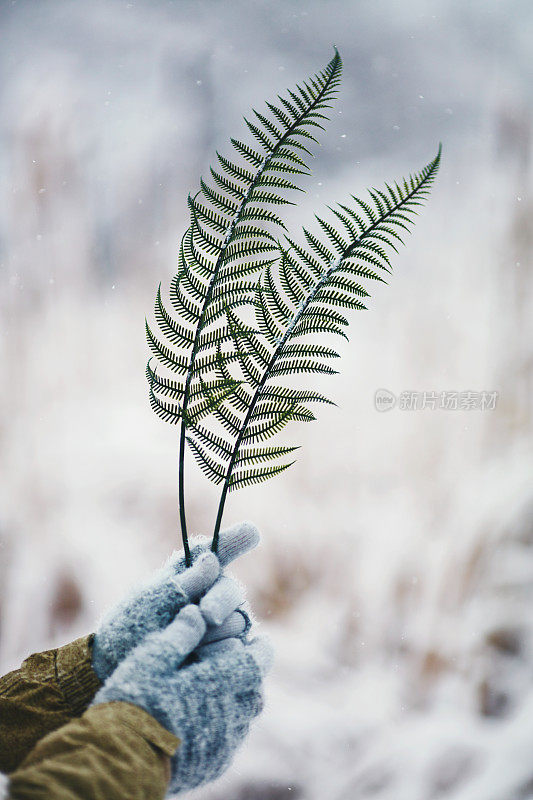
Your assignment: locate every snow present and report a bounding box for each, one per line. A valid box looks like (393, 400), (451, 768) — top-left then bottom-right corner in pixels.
(1, 1), (533, 798)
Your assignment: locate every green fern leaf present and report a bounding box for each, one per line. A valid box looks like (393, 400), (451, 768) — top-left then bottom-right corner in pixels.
(144, 46), (440, 562)
(206, 144), (441, 549)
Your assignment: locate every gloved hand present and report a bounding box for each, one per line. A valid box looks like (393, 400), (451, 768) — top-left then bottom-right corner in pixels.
(93, 605), (273, 795)
(92, 521), (259, 682)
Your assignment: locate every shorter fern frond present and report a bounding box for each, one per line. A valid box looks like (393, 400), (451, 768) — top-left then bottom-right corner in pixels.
(203, 144), (441, 549)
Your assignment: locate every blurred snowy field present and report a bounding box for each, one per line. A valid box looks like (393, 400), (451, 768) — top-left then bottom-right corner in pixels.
(1, 1), (532, 798)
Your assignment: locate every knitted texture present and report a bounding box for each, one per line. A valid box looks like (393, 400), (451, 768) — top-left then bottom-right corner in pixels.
(92, 521), (259, 682)
(200, 575), (245, 626)
(203, 608), (251, 644)
(93, 606), (273, 796)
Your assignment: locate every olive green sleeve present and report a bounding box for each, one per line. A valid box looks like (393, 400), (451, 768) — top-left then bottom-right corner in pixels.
(7, 702), (180, 800)
(0, 636), (101, 773)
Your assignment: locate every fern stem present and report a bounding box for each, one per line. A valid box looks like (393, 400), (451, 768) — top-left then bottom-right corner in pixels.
(178, 423), (191, 565)
(178, 69), (339, 559)
(211, 155), (440, 546)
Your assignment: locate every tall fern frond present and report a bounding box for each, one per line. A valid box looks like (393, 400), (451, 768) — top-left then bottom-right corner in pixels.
(146, 50), (343, 562)
(181, 146), (442, 549)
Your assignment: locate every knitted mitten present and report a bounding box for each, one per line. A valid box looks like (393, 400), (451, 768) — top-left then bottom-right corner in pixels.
(93, 605), (273, 795)
(92, 521), (259, 682)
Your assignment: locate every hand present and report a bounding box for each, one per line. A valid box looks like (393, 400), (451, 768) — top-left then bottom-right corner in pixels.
(93, 605), (273, 795)
(91, 521), (259, 681)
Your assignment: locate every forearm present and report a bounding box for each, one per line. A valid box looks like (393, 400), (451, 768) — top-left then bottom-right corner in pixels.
(0, 637), (101, 773)
(5, 703), (179, 800)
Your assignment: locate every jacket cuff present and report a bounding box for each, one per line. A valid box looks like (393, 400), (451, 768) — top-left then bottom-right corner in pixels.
(85, 703), (180, 756)
(55, 635), (102, 716)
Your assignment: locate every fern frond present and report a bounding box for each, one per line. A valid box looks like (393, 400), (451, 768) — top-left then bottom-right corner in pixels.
(207, 144), (441, 548)
(145, 46), (440, 561)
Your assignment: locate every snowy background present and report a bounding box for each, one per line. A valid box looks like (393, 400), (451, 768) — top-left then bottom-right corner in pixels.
(1, 1), (532, 798)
